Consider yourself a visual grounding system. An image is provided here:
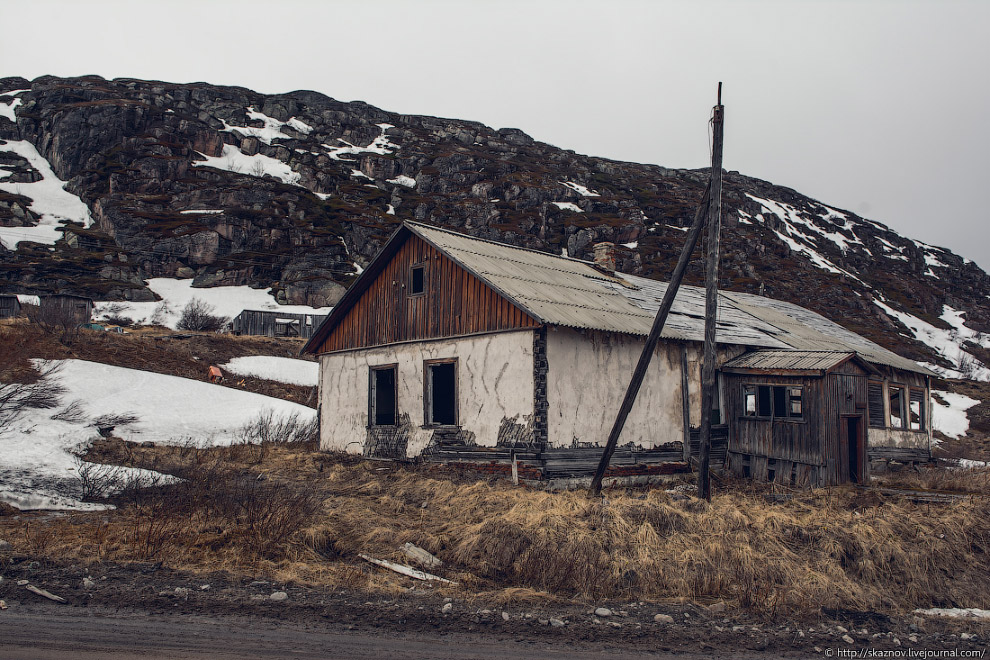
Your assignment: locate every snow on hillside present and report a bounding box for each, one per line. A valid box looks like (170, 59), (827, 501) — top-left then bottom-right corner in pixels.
(0, 360), (315, 511)
(0, 139), (94, 249)
(92, 278), (329, 329)
(193, 144), (301, 185)
(873, 299), (990, 381)
(323, 123), (398, 161)
(220, 106), (312, 145)
(222, 356), (319, 387)
(931, 389), (980, 440)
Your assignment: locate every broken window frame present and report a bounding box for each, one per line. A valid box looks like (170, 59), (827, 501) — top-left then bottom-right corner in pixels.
(741, 384), (804, 421)
(908, 387), (926, 432)
(409, 263), (426, 297)
(423, 358), (458, 427)
(369, 364), (398, 427)
(888, 384), (906, 430)
(868, 380), (885, 428)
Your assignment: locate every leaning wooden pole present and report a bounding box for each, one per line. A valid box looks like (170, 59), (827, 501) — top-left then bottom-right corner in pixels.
(589, 182), (711, 496)
(698, 83), (725, 502)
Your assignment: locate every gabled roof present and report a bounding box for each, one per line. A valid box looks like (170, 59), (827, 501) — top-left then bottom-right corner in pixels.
(303, 221), (932, 376)
(720, 350), (879, 376)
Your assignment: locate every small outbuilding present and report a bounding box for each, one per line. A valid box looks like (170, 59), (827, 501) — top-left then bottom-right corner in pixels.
(40, 294), (93, 325)
(0, 294), (21, 319)
(231, 310), (329, 339)
(302, 221), (932, 487)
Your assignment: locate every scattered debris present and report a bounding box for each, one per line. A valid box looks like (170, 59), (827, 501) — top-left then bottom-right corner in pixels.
(359, 553), (454, 584)
(441, 602), (453, 614)
(25, 584), (67, 603)
(0, 600), (6, 610)
(401, 542), (443, 569)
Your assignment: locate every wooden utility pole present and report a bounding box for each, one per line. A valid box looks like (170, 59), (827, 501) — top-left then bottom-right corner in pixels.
(589, 182), (711, 496)
(698, 83), (725, 501)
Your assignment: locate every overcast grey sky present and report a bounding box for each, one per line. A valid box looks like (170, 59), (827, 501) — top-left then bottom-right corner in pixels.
(3, 0), (988, 270)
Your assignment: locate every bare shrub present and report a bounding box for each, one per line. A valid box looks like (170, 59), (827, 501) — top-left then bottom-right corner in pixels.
(92, 412), (139, 437)
(236, 410), (318, 446)
(25, 299), (82, 345)
(0, 331), (66, 433)
(51, 398), (87, 423)
(176, 298), (229, 332)
(102, 315), (134, 327)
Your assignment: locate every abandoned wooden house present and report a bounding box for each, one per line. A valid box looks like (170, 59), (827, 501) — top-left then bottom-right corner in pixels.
(40, 293), (93, 324)
(231, 309), (328, 339)
(301, 221), (932, 487)
(0, 294), (21, 320)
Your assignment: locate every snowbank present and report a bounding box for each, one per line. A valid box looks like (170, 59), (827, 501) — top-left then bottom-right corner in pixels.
(222, 356), (319, 387)
(92, 278), (329, 329)
(931, 389), (980, 440)
(0, 359), (315, 511)
(914, 608), (990, 619)
(0, 140), (94, 249)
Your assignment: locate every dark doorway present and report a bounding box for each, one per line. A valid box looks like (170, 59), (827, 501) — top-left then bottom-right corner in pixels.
(427, 361), (457, 426)
(846, 416), (863, 483)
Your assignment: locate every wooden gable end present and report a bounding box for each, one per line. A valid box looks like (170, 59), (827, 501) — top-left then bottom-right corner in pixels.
(314, 233), (539, 354)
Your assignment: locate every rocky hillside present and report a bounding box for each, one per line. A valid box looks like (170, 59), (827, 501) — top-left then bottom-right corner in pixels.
(1, 75), (989, 380)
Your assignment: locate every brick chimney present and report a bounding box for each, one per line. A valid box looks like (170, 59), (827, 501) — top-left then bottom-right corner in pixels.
(593, 242), (616, 273)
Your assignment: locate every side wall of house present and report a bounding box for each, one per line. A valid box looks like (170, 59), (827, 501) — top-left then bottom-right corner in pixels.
(544, 327), (743, 449)
(318, 330), (535, 458)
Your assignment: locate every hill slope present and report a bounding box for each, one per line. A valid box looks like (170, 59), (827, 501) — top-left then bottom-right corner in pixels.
(1, 74), (989, 380)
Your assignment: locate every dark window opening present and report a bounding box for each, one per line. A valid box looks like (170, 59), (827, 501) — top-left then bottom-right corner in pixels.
(757, 386), (772, 417)
(371, 366), (397, 426)
(744, 384), (804, 420)
(427, 361), (457, 425)
(410, 265), (425, 295)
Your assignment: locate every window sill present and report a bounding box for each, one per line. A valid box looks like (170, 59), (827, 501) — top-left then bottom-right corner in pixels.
(422, 424), (461, 430)
(739, 417), (806, 423)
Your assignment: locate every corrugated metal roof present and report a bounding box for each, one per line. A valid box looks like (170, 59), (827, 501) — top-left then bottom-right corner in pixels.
(408, 221), (932, 375)
(722, 350), (857, 372)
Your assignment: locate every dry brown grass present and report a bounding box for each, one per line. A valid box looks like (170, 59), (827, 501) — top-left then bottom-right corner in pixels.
(3, 442), (989, 617)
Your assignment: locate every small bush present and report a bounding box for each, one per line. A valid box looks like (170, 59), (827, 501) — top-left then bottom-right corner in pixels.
(176, 298), (228, 332)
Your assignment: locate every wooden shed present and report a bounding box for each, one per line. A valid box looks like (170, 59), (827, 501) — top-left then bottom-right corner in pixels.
(40, 294), (93, 325)
(0, 294), (21, 319)
(231, 309), (329, 339)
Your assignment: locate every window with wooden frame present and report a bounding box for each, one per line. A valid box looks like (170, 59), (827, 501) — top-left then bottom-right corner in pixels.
(908, 388), (926, 431)
(868, 381), (885, 428)
(369, 365), (397, 426)
(742, 385), (803, 420)
(888, 384), (906, 429)
(424, 359), (457, 426)
(409, 264), (426, 296)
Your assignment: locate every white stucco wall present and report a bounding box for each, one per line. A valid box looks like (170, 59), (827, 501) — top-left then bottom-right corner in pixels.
(545, 327), (743, 449)
(318, 330), (535, 457)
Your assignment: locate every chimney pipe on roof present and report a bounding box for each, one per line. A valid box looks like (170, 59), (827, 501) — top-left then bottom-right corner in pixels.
(593, 242), (616, 273)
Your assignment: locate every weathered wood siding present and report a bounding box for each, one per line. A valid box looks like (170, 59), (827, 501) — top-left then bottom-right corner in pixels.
(824, 371), (868, 484)
(0, 295), (21, 319)
(232, 310), (328, 339)
(726, 374), (825, 465)
(315, 234), (538, 354)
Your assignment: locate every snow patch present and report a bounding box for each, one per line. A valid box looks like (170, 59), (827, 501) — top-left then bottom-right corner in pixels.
(931, 389), (980, 439)
(873, 299), (990, 381)
(193, 144), (300, 185)
(0, 140), (94, 249)
(551, 201), (583, 212)
(219, 106), (312, 145)
(0, 89), (30, 97)
(222, 356), (319, 387)
(386, 204), (395, 215)
(0, 359), (314, 510)
(560, 181), (600, 197)
(179, 209), (224, 215)
(386, 175), (416, 188)
(323, 124), (398, 161)
(92, 278), (328, 329)
(0, 97), (22, 122)
(622, 241), (638, 249)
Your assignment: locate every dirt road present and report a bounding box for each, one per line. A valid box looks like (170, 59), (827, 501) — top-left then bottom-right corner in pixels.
(0, 607), (763, 660)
